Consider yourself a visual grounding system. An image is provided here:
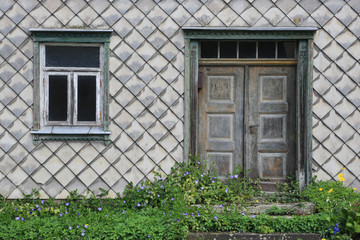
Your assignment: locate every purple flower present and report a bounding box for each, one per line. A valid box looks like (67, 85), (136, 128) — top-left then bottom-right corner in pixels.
(214, 216), (218, 220)
(163, 212), (166, 215)
(81, 232), (85, 236)
(59, 213), (63, 217)
(69, 226), (72, 230)
(65, 211), (68, 215)
(15, 217), (20, 220)
(211, 180), (215, 183)
(123, 200), (126, 203)
(65, 202), (69, 206)
(29, 211), (32, 215)
(234, 174), (239, 178)
(201, 187), (204, 190)
(137, 203), (141, 207)
(21, 218), (24, 221)
(140, 186), (145, 189)
(77, 225), (80, 228)
(122, 210), (126, 214)
(225, 188), (228, 193)
(148, 235), (151, 238)
(195, 180), (199, 184)
(171, 197), (174, 201)
(41, 200), (45, 204)
(241, 212), (245, 216)
(15, 207), (17, 211)
(219, 204), (223, 208)
(230, 175), (234, 179)
(98, 207), (102, 211)
(35, 205), (39, 208)
(198, 213), (201, 217)
(251, 215), (255, 218)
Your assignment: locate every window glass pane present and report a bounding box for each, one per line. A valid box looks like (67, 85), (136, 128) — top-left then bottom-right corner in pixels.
(201, 41), (218, 58)
(258, 41), (276, 58)
(46, 46), (100, 68)
(49, 75), (68, 121)
(239, 42), (256, 58)
(220, 41), (237, 58)
(77, 76), (96, 122)
(278, 41), (295, 58)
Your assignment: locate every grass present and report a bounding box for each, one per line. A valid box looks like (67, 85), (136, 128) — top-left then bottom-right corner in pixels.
(0, 157), (359, 239)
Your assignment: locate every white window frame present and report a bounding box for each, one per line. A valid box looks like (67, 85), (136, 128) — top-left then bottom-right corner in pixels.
(39, 43), (104, 127)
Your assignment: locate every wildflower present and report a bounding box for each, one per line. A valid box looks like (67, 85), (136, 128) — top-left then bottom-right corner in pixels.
(81, 232), (85, 237)
(201, 187), (204, 190)
(41, 200), (45, 204)
(122, 210), (125, 214)
(328, 188), (333, 193)
(241, 212), (245, 216)
(230, 175), (234, 179)
(163, 212), (166, 215)
(65, 211), (68, 215)
(81, 229), (85, 233)
(319, 188), (323, 191)
(338, 173), (345, 182)
(342, 167), (346, 170)
(171, 197), (174, 201)
(15, 217), (20, 220)
(15, 207), (17, 211)
(251, 215), (256, 218)
(84, 224), (88, 228)
(59, 213), (63, 217)
(29, 211), (32, 215)
(123, 200), (126, 203)
(77, 225), (80, 228)
(353, 188), (357, 191)
(21, 218), (24, 221)
(225, 188), (228, 193)
(334, 224), (339, 234)
(321, 239), (326, 240)
(36, 205), (39, 208)
(219, 204), (223, 208)
(148, 235), (151, 238)
(69, 226), (72, 230)
(137, 203), (141, 207)
(234, 174), (238, 178)
(98, 207), (102, 211)
(195, 180), (199, 184)
(214, 216), (218, 220)
(211, 180), (215, 183)
(65, 202), (69, 206)
(197, 213), (201, 217)
(140, 186), (145, 189)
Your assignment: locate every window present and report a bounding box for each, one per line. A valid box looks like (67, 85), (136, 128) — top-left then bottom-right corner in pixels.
(200, 40), (296, 59)
(30, 29), (112, 144)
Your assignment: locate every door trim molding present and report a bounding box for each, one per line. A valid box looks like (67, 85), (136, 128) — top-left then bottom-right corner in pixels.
(184, 27), (316, 189)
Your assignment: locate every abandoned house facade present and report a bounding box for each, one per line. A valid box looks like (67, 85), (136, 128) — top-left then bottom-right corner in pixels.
(0, 0), (359, 198)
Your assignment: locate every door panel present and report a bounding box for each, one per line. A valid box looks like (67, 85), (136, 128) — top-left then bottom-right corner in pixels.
(198, 67), (244, 179)
(247, 67), (296, 191)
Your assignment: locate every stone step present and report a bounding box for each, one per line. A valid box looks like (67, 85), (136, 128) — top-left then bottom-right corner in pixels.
(187, 232), (321, 240)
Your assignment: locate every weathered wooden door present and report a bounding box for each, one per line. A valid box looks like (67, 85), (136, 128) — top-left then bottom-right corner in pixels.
(247, 66), (296, 191)
(198, 67), (244, 179)
(198, 65), (296, 189)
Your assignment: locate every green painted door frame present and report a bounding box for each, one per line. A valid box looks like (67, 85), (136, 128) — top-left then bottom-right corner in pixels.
(183, 27), (317, 189)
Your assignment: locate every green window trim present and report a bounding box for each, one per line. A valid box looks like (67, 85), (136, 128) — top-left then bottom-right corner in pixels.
(183, 27), (317, 189)
(30, 29), (112, 145)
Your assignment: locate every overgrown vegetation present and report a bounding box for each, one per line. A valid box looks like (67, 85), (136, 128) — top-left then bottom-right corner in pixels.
(0, 156), (359, 239)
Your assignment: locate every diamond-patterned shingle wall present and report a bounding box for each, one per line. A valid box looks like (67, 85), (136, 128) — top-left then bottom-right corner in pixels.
(0, 0), (359, 199)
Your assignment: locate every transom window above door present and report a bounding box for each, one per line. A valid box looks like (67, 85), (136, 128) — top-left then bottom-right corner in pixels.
(200, 41), (296, 59)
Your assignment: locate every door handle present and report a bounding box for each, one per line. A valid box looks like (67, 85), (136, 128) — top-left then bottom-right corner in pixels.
(249, 125), (259, 135)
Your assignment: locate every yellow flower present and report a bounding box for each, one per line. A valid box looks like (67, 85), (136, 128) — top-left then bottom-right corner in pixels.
(342, 167), (346, 170)
(354, 188), (357, 191)
(322, 238), (326, 240)
(339, 177), (345, 182)
(319, 188), (323, 191)
(338, 173), (343, 178)
(328, 188), (333, 193)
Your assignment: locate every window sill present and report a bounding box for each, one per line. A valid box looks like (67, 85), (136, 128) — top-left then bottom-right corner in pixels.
(31, 126), (111, 145)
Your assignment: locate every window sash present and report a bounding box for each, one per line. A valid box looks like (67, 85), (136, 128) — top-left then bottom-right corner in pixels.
(44, 71), (101, 126)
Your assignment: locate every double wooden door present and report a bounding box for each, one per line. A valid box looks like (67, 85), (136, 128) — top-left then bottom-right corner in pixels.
(198, 66), (296, 190)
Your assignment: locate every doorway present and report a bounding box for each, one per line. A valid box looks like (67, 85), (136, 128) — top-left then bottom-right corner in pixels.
(183, 27), (316, 189)
(198, 65), (296, 191)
